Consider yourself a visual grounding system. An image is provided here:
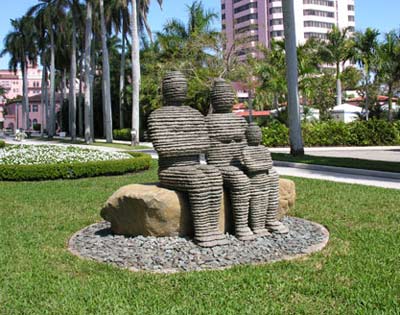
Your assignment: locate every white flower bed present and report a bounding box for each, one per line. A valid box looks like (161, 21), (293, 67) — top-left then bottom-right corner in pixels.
(0, 145), (132, 165)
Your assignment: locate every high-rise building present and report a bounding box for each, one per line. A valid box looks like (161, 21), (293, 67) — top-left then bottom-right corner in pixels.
(222, 0), (355, 59)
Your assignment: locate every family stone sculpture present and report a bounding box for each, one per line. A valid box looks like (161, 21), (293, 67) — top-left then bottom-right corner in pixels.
(147, 71), (228, 247)
(148, 72), (288, 247)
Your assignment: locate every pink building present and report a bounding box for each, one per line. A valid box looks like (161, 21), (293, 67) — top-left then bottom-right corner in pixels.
(222, 0), (355, 59)
(0, 64), (44, 131)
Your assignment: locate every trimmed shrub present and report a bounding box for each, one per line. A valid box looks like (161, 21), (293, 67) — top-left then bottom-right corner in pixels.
(261, 121), (289, 147)
(113, 128), (132, 141)
(262, 119), (400, 147)
(0, 152), (151, 181)
(0, 140), (5, 148)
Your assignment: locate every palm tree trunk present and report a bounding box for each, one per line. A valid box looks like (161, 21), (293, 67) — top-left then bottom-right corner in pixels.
(100, 0), (113, 143)
(49, 29), (56, 137)
(22, 61), (29, 130)
(84, 1), (93, 144)
(119, 20), (126, 129)
(78, 54), (84, 137)
(44, 69), (49, 132)
(69, 18), (77, 140)
(336, 62), (342, 106)
(388, 83), (393, 122)
(131, 0), (140, 145)
(60, 70), (66, 132)
(90, 36), (95, 140)
(40, 58), (46, 136)
(282, 0), (304, 156)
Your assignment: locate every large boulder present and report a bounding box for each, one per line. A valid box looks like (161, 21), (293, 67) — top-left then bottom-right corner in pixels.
(101, 179), (296, 237)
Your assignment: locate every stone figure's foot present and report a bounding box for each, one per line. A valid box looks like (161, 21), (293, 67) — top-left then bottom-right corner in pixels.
(252, 228), (271, 237)
(235, 226), (256, 241)
(266, 221), (289, 234)
(195, 233), (229, 247)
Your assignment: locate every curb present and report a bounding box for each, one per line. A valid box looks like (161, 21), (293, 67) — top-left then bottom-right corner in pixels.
(273, 160), (400, 180)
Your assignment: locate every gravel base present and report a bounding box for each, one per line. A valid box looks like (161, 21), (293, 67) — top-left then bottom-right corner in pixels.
(68, 217), (329, 273)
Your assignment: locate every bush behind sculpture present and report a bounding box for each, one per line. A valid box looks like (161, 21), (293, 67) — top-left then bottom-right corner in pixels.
(0, 152), (151, 181)
(0, 140), (5, 148)
(262, 119), (400, 147)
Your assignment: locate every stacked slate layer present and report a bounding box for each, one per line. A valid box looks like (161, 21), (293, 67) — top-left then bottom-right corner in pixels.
(242, 122), (289, 234)
(147, 71), (228, 247)
(206, 79), (254, 240)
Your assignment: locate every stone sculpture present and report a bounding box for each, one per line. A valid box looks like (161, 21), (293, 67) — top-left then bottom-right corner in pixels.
(242, 123), (289, 234)
(147, 71), (228, 247)
(206, 79), (254, 240)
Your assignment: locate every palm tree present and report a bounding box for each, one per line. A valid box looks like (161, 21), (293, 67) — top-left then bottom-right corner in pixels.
(84, 0), (94, 143)
(1, 16), (37, 130)
(353, 28), (380, 120)
(130, 0), (163, 145)
(99, 0), (113, 142)
(377, 30), (400, 121)
(320, 26), (354, 106)
(28, 0), (66, 137)
(282, 0), (304, 156)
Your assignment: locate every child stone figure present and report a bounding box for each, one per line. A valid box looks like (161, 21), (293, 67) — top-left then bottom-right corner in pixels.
(241, 122), (289, 234)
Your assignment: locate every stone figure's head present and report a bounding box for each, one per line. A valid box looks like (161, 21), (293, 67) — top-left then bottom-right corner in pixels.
(246, 122), (262, 146)
(162, 71), (188, 106)
(211, 79), (235, 113)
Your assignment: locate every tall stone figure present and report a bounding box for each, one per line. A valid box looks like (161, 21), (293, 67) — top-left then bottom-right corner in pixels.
(242, 123), (289, 234)
(206, 79), (254, 240)
(147, 71), (228, 247)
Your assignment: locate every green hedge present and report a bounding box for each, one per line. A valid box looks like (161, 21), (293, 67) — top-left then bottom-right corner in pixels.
(0, 140), (5, 148)
(262, 119), (400, 147)
(0, 152), (151, 181)
(113, 128), (132, 141)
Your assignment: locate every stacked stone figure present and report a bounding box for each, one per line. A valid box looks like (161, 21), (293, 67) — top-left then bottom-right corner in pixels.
(147, 71), (228, 247)
(242, 123), (289, 234)
(206, 79), (254, 241)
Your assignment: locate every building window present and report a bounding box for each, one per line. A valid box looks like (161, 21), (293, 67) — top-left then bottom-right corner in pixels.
(304, 20), (334, 29)
(304, 32), (328, 39)
(233, 0), (243, 4)
(235, 13), (258, 24)
(222, 24), (226, 30)
(236, 23), (259, 34)
(270, 30), (284, 37)
(348, 15), (355, 21)
(32, 105), (39, 112)
(348, 5), (354, 11)
(303, 9), (334, 18)
(348, 26), (355, 32)
(244, 35), (259, 43)
(270, 19), (283, 26)
(33, 119), (38, 126)
(221, 3), (225, 10)
(269, 0), (280, 2)
(269, 7), (282, 14)
(303, 0), (334, 6)
(234, 2), (257, 14)
(222, 13), (226, 20)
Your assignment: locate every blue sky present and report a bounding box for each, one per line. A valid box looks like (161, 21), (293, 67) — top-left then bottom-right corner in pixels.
(0, 0), (399, 69)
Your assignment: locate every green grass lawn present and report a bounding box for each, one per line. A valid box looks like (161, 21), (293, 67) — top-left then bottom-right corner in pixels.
(272, 152), (400, 173)
(1, 161), (399, 314)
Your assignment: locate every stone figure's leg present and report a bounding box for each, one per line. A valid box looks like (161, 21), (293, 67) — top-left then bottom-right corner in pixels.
(266, 167), (289, 234)
(160, 167), (227, 247)
(196, 165), (228, 244)
(249, 173), (270, 236)
(221, 167), (255, 241)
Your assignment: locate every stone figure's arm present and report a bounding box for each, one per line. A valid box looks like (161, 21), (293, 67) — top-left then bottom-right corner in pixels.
(241, 147), (272, 173)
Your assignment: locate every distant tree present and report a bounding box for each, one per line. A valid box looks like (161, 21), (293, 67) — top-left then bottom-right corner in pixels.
(353, 28), (380, 120)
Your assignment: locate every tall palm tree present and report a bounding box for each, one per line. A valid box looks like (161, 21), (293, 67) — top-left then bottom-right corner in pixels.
(28, 0), (66, 137)
(319, 26), (354, 106)
(84, 0), (94, 143)
(282, 0), (304, 156)
(353, 28), (380, 120)
(99, 0), (113, 142)
(1, 16), (37, 130)
(130, 0), (163, 145)
(377, 30), (400, 121)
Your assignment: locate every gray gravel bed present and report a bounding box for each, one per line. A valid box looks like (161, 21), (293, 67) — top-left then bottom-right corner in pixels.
(69, 217), (329, 273)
